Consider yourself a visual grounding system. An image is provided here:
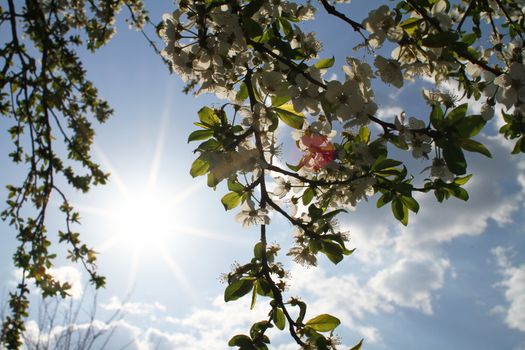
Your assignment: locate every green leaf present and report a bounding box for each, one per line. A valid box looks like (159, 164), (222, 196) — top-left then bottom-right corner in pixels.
(196, 139), (220, 151)
(207, 172), (219, 187)
(454, 115), (486, 138)
(198, 106), (220, 127)
(236, 83), (249, 102)
(446, 103), (468, 125)
(358, 126), (371, 143)
(302, 188), (315, 206)
(443, 144), (467, 175)
(253, 242), (264, 259)
(274, 104), (304, 129)
(314, 57), (335, 69)
(224, 279), (254, 302)
(188, 129), (214, 142)
(228, 179), (245, 193)
(459, 139), (492, 158)
(422, 31), (459, 47)
(228, 334), (254, 347)
(512, 137), (525, 154)
(430, 105), (444, 129)
(243, 17), (263, 38)
(221, 192), (242, 210)
(391, 197), (408, 226)
(400, 17), (421, 35)
(462, 32), (477, 45)
(451, 186), (469, 201)
(321, 240), (344, 264)
(256, 279), (273, 297)
(305, 314), (341, 332)
(273, 308), (286, 330)
(250, 283), (257, 310)
(349, 339), (364, 350)
(286, 162), (302, 171)
(271, 95), (291, 107)
(400, 195), (419, 213)
(376, 192), (393, 208)
(190, 158), (209, 177)
(453, 174), (472, 185)
(322, 208), (347, 220)
(372, 158), (402, 171)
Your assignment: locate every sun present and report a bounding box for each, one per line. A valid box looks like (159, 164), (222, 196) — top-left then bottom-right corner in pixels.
(112, 190), (173, 252)
(75, 103), (247, 293)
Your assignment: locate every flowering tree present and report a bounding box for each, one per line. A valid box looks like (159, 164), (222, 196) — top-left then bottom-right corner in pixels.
(2, 0), (525, 348)
(159, 0), (525, 348)
(0, 1), (147, 347)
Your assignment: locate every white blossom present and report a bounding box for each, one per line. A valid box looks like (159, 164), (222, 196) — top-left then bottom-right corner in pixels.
(235, 199), (270, 228)
(374, 55), (403, 88)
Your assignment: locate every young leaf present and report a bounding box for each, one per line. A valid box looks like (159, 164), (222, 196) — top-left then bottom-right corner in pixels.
(391, 197), (408, 226)
(446, 103), (468, 125)
(253, 242), (264, 259)
(224, 279), (254, 302)
(221, 192), (242, 210)
(250, 284), (257, 310)
(271, 95), (291, 107)
(305, 314), (341, 332)
(314, 57), (335, 69)
(372, 158), (402, 171)
(190, 158), (209, 177)
(430, 105), (444, 128)
(302, 187), (314, 205)
(228, 179), (246, 193)
(455, 115), (486, 138)
(349, 339), (364, 350)
(422, 31), (459, 47)
(400, 195), (419, 213)
(459, 139), (492, 158)
(236, 84), (249, 103)
(376, 192), (393, 208)
(228, 334), (254, 347)
(453, 174), (472, 185)
(443, 144), (467, 175)
(274, 104), (304, 129)
(198, 106), (220, 126)
(187, 129), (214, 142)
(272, 308), (286, 330)
(320, 240), (344, 264)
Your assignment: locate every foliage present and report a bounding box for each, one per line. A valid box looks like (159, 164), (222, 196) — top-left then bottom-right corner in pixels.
(159, 0), (525, 348)
(0, 0), (147, 348)
(1, 0), (525, 349)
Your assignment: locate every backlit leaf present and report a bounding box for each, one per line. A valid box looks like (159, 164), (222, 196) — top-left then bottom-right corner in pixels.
(305, 314), (340, 332)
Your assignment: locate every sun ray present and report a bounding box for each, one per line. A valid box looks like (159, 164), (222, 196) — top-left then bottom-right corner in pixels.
(93, 143), (131, 199)
(147, 83), (174, 192)
(169, 224), (251, 245)
(127, 246), (141, 291)
(72, 204), (114, 218)
(158, 245), (194, 297)
(96, 234), (122, 253)
(166, 182), (203, 208)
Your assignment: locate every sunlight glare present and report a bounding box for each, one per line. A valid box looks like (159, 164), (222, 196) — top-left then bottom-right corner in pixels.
(113, 191), (173, 251)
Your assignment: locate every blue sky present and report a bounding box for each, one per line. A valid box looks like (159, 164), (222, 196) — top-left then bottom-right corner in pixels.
(1, 1), (525, 349)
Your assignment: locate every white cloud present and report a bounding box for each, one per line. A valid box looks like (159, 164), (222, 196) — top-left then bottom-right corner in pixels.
(368, 257), (449, 315)
(288, 265), (390, 343)
(101, 296), (167, 315)
(492, 247), (525, 332)
(395, 136), (522, 254)
(376, 106), (402, 120)
(9, 266), (83, 299)
(49, 266), (83, 299)
(23, 318), (143, 350)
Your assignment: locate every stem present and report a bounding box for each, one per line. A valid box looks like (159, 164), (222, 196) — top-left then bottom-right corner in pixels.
(318, 0), (368, 41)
